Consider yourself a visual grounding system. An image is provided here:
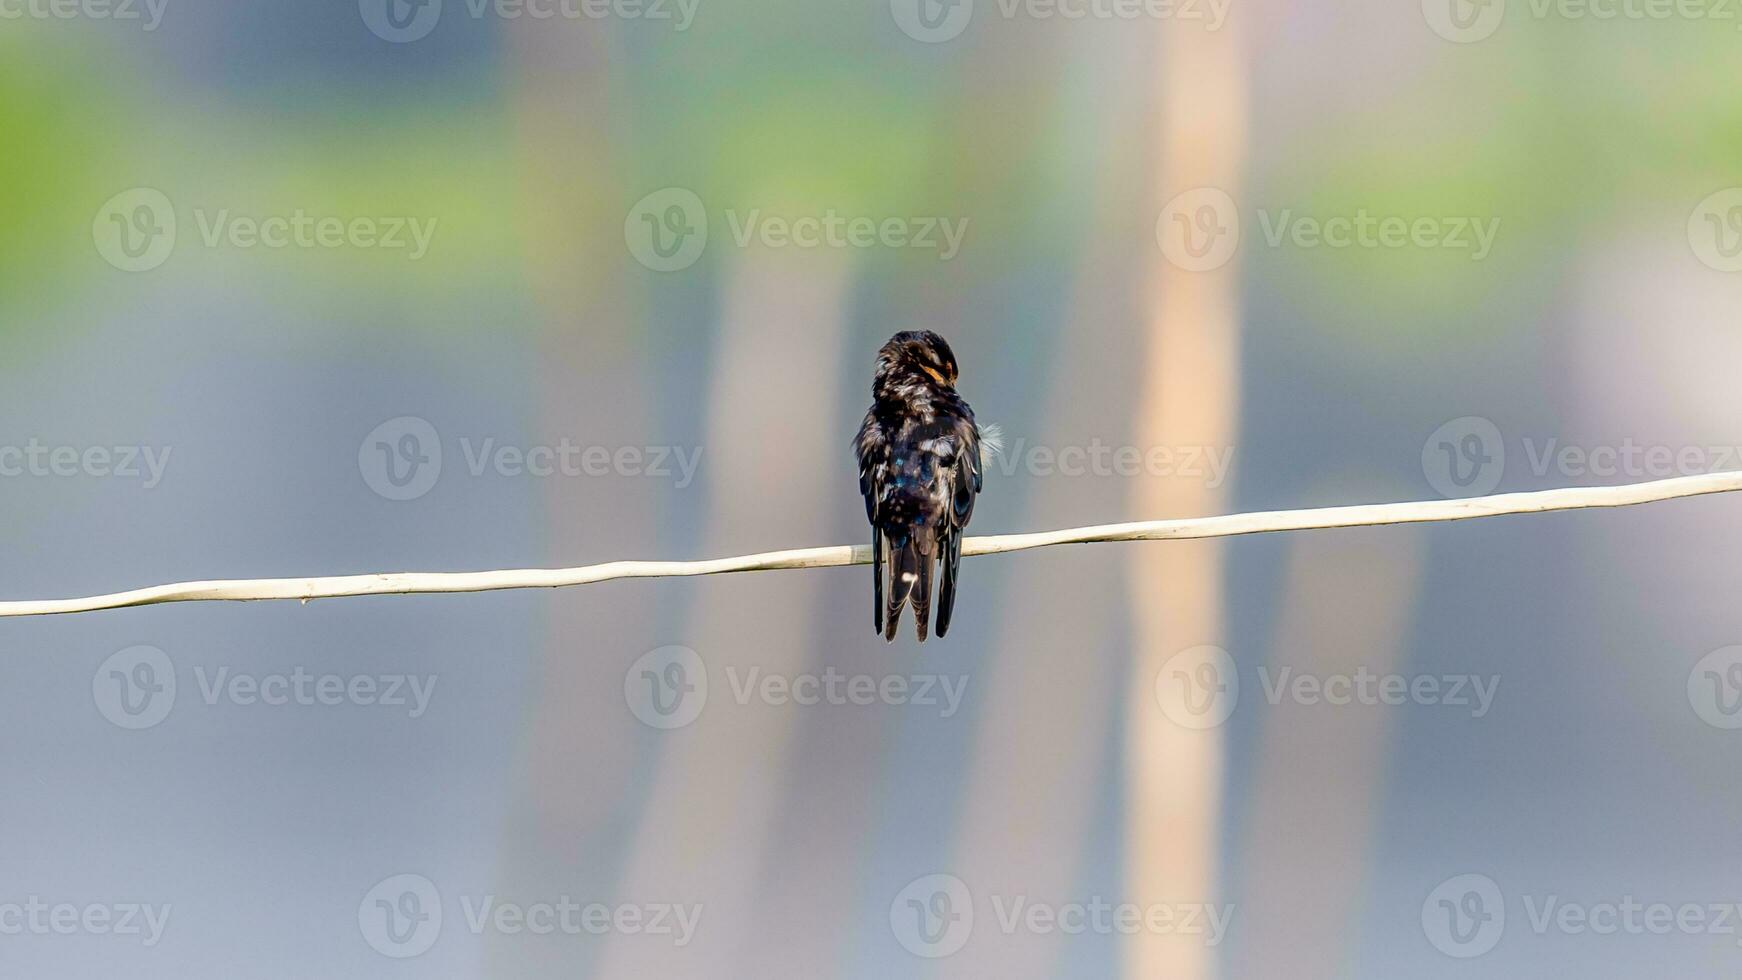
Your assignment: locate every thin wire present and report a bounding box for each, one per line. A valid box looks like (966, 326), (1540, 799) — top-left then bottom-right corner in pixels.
(3, 470), (1737, 618)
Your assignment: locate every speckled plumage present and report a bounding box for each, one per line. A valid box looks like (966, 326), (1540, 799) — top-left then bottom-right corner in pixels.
(854, 331), (985, 642)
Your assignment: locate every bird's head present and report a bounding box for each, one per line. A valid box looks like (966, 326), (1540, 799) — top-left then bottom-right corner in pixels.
(875, 330), (959, 391)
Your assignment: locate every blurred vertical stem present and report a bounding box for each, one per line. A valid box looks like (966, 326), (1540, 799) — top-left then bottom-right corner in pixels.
(1125, 15), (1247, 980)
(1233, 528), (1422, 976)
(949, 182), (1140, 980)
(492, 23), (649, 979)
(595, 245), (851, 978)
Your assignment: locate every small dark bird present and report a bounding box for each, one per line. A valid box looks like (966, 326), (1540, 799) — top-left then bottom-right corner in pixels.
(854, 331), (992, 642)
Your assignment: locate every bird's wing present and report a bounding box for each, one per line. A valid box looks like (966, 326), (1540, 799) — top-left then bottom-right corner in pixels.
(854, 409), (889, 523)
(948, 412), (982, 529)
(855, 410), (891, 634)
(935, 411), (981, 638)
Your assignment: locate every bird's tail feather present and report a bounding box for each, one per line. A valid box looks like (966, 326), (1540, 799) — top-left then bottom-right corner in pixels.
(883, 529), (938, 643)
(911, 534), (934, 643)
(935, 529), (960, 638)
(872, 526), (884, 637)
(883, 531), (912, 642)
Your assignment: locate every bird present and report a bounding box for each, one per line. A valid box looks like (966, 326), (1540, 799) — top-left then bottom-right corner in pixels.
(854, 330), (994, 642)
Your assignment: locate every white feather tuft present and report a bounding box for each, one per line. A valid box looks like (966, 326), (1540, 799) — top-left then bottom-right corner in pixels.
(977, 422), (1004, 467)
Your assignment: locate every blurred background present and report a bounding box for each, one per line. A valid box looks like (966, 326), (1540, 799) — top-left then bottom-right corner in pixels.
(5, 1), (1742, 976)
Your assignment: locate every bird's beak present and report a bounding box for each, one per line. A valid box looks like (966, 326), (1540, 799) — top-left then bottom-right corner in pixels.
(922, 365), (949, 385)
